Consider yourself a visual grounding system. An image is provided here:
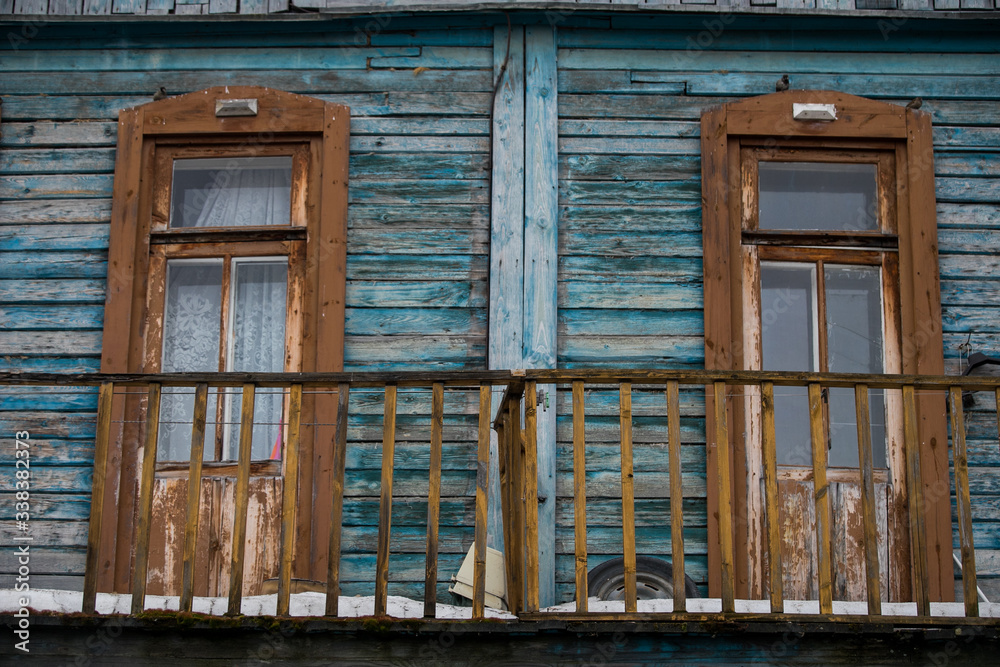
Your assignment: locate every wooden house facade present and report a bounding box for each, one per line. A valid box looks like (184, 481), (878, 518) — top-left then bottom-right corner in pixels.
(2, 1), (1000, 663)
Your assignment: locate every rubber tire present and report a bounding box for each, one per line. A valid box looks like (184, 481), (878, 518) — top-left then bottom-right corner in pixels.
(586, 555), (699, 601)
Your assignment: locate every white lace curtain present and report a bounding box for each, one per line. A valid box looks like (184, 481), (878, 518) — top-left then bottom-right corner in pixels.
(173, 156), (292, 229)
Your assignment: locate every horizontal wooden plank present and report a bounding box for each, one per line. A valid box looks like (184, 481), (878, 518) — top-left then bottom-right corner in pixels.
(0, 410), (96, 438)
(557, 48), (1000, 76)
(553, 442), (706, 473)
(0, 70), (493, 97)
(939, 254), (1000, 280)
(0, 279), (106, 304)
(935, 152), (1000, 178)
(560, 136), (700, 155)
(937, 203), (1000, 230)
(347, 280), (487, 309)
(560, 228), (702, 256)
(936, 177), (1000, 204)
(558, 335), (705, 368)
(0, 305), (104, 330)
(350, 203), (488, 227)
(560, 93), (725, 120)
(346, 255), (487, 281)
(369, 46), (491, 69)
(0, 147), (115, 175)
(349, 227), (489, 255)
(343, 335), (486, 371)
(345, 307), (486, 337)
(560, 154), (700, 181)
(0, 199), (111, 224)
(940, 229), (1000, 255)
(0, 357), (100, 373)
(0, 518), (89, 545)
(0, 467), (93, 493)
(0, 547), (86, 576)
(0, 493), (91, 519)
(0, 121), (118, 147)
(0, 174), (113, 200)
(934, 127), (1000, 149)
(0, 437), (94, 465)
(351, 136), (489, 153)
(351, 152), (488, 180)
(559, 309), (703, 337)
(0, 385), (98, 412)
(0, 46), (425, 72)
(941, 279), (1000, 308)
(561, 180), (701, 205)
(559, 119), (699, 139)
(0, 330), (103, 356)
(0, 224), (108, 251)
(560, 205), (701, 232)
(556, 525), (710, 555)
(560, 281), (702, 310)
(559, 256), (702, 283)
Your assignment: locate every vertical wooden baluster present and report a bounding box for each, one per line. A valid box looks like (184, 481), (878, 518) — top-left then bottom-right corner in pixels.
(424, 383), (444, 618)
(83, 382), (114, 615)
(808, 383), (833, 615)
(326, 383), (350, 617)
(666, 381), (687, 613)
(131, 383), (162, 615)
(950, 386), (978, 617)
(509, 392), (525, 614)
(902, 385), (930, 617)
(473, 384), (492, 619)
(714, 381), (735, 613)
(180, 383), (209, 613)
(375, 385), (398, 617)
(619, 382), (638, 614)
(572, 380), (589, 613)
(855, 384), (882, 616)
(227, 384), (256, 616)
(497, 411), (516, 613)
(276, 385), (302, 617)
(761, 382), (783, 613)
(524, 382), (541, 612)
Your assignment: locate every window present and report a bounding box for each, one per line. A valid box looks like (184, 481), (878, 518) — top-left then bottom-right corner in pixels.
(701, 91), (951, 603)
(97, 87), (349, 593)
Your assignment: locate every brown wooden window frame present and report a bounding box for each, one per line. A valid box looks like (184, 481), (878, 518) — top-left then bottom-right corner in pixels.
(97, 86), (349, 593)
(700, 90), (951, 603)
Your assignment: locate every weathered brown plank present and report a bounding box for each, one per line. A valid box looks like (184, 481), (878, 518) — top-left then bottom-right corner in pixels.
(131, 383), (161, 615)
(423, 382), (443, 619)
(227, 384), (255, 616)
(326, 383), (350, 617)
(473, 383), (490, 619)
(82, 381), (112, 614)
(572, 380), (588, 613)
(760, 382), (783, 613)
(619, 382), (637, 614)
(374, 384), (397, 617)
(950, 386), (978, 617)
(179, 383), (208, 613)
(276, 384), (302, 617)
(666, 380), (686, 613)
(713, 381), (735, 613)
(903, 385), (930, 617)
(854, 384), (882, 616)
(524, 381), (540, 613)
(808, 383), (833, 615)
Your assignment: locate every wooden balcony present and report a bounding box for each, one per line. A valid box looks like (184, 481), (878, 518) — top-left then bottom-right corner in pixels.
(3, 369), (1000, 629)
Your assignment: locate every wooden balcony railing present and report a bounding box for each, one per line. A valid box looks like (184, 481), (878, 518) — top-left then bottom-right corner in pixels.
(2, 369), (999, 623)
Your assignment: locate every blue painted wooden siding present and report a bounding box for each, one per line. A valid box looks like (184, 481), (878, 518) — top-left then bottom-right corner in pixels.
(1, 13), (1000, 606)
(0, 17), (495, 595)
(553, 15), (1000, 603)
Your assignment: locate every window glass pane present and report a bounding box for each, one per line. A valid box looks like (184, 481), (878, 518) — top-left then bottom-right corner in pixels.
(225, 259), (288, 460)
(761, 263), (817, 465)
(159, 260), (222, 462)
(825, 265), (886, 468)
(759, 162), (878, 232)
(170, 156), (292, 228)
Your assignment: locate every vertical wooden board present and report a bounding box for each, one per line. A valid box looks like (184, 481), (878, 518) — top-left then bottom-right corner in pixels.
(131, 383), (161, 614)
(830, 482), (865, 602)
(902, 385), (930, 616)
(146, 477), (186, 597)
(489, 22), (526, 373)
(242, 477), (281, 597)
(855, 384), (882, 614)
(760, 382), (783, 612)
(713, 381), (735, 612)
(808, 383), (832, 615)
(375, 385), (397, 617)
(181, 382), (208, 612)
(619, 382), (637, 613)
(525, 26), (559, 609)
(82, 382), (112, 613)
(277, 385), (302, 616)
(524, 383), (540, 612)
(111, 0), (145, 12)
(326, 383), (349, 617)
(473, 384), (491, 619)
(227, 384), (255, 615)
(488, 24), (525, 557)
(14, 0), (49, 12)
(950, 386), (978, 617)
(48, 0), (83, 12)
(423, 382), (444, 618)
(779, 478), (817, 600)
(571, 381), (588, 612)
(666, 381), (686, 612)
